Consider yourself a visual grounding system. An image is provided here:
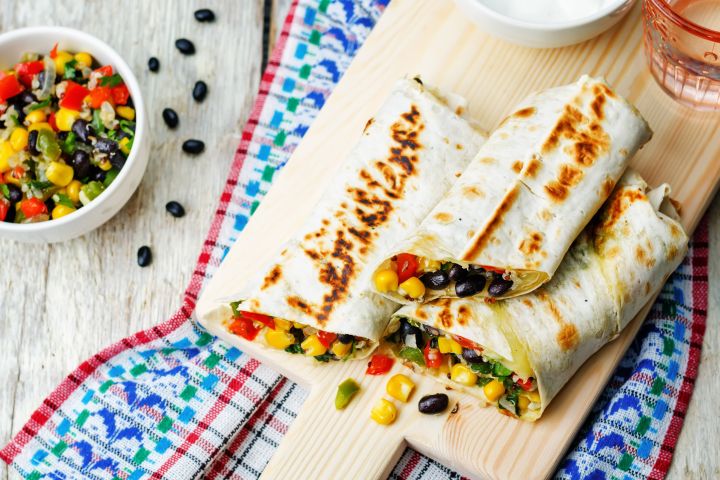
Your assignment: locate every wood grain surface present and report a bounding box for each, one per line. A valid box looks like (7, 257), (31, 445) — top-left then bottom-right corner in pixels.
(0, 0), (717, 479)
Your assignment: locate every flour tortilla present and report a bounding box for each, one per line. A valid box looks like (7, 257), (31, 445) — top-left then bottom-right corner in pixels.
(373, 76), (653, 303)
(202, 78), (487, 357)
(389, 170), (688, 419)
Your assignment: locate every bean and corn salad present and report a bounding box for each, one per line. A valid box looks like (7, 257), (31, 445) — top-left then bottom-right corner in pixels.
(227, 301), (370, 362)
(386, 317), (540, 418)
(0, 44), (135, 223)
(373, 253), (515, 301)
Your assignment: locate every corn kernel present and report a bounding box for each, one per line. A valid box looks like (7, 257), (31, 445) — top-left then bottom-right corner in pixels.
(4, 171), (21, 186)
(399, 277), (425, 299)
(98, 159), (112, 171)
(274, 318), (292, 331)
(374, 269), (399, 293)
(331, 340), (352, 358)
(527, 390), (541, 403)
(66, 180), (82, 204)
(54, 51), (74, 75)
(483, 379), (506, 402)
(386, 374), (415, 403)
(116, 106), (135, 121)
(25, 110), (47, 125)
(265, 329), (295, 350)
(517, 395), (530, 411)
(419, 257), (441, 272)
(55, 108), (79, 131)
(370, 398), (397, 425)
(437, 337), (452, 354)
(292, 322), (305, 329)
(74, 52), (93, 67)
(119, 137), (131, 155)
(51, 204), (76, 219)
(28, 122), (53, 132)
(449, 338), (463, 355)
(45, 161), (74, 187)
(450, 364), (478, 386)
(10, 128), (29, 152)
(301, 335), (327, 357)
(0, 141), (14, 172)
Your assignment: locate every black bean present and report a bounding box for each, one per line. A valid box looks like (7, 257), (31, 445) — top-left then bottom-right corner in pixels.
(72, 119), (93, 143)
(95, 137), (118, 154)
(424, 325), (440, 337)
(70, 151), (91, 179)
(20, 91), (37, 105)
(162, 108), (179, 129)
(468, 264), (485, 273)
(6, 184), (22, 204)
(28, 130), (40, 156)
(461, 348), (484, 364)
(148, 56), (160, 72)
(418, 393), (449, 414)
(175, 38), (195, 55)
(447, 264), (467, 282)
(182, 139), (204, 154)
(8, 97), (26, 123)
(137, 246), (152, 267)
(488, 276), (513, 297)
(192, 80), (208, 102)
(429, 337), (438, 349)
(109, 150), (126, 170)
(455, 275), (485, 297)
(91, 167), (106, 182)
(338, 334), (354, 344)
(420, 270), (450, 290)
(399, 319), (423, 348)
(56, 131), (68, 144)
(194, 8), (216, 22)
(165, 201), (185, 218)
(290, 327), (304, 344)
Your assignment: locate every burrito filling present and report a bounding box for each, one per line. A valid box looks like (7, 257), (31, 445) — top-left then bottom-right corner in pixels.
(227, 302), (370, 362)
(385, 316), (540, 418)
(374, 253), (535, 301)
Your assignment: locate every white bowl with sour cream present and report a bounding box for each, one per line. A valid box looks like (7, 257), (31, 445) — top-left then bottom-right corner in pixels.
(455, 0), (636, 48)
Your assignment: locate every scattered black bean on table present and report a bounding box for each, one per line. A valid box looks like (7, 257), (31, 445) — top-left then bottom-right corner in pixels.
(175, 38), (195, 55)
(194, 8), (216, 22)
(162, 108), (179, 129)
(418, 393), (449, 414)
(165, 201), (186, 218)
(148, 56), (160, 72)
(137, 246), (152, 267)
(192, 81), (208, 102)
(182, 139), (205, 154)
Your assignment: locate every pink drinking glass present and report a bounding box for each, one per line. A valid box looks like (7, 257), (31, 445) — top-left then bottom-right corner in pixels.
(643, 0), (720, 110)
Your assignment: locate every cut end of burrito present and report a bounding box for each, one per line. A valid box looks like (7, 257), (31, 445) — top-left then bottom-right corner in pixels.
(225, 300), (376, 362)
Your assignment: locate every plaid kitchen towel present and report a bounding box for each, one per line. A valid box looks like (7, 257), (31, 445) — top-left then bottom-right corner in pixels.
(1, 0), (709, 479)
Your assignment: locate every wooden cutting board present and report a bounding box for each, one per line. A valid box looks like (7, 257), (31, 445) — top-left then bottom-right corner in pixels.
(196, 0), (720, 478)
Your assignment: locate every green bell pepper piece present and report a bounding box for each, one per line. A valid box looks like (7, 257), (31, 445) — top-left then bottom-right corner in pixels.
(36, 129), (61, 162)
(335, 378), (360, 410)
(398, 346), (425, 367)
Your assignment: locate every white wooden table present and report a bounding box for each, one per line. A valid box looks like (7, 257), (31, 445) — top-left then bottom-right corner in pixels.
(0, 1), (717, 479)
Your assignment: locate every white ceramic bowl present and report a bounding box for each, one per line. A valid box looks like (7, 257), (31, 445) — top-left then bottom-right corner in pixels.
(454, 0), (636, 48)
(0, 26), (148, 243)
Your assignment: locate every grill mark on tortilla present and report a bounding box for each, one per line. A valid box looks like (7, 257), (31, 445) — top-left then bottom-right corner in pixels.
(667, 244), (679, 260)
(462, 184), (520, 261)
(462, 185), (484, 198)
(434, 212), (453, 223)
(519, 232), (544, 255)
(539, 292), (579, 351)
(598, 187), (646, 231)
(364, 117), (374, 133)
(287, 105), (425, 325)
(514, 107), (536, 118)
(261, 265), (283, 290)
(602, 178), (615, 197)
(457, 305), (471, 326)
(545, 163), (585, 201)
(512, 161), (524, 173)
(415, 309), (428, 321)
(635, 245), (656, 268)
(456, 143), (464, 150)
(523, 155), (542, 178)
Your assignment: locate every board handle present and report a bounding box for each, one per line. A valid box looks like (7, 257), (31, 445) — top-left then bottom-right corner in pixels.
(260, 385), (407, 479)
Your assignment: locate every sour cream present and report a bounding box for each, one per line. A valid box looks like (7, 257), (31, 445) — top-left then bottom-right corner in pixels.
(479, 0), (610, 24)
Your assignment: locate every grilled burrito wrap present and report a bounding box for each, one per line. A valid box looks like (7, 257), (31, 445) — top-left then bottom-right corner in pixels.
(214, 78), (487, 362)
(371, 76), (653, 303)
(384, 171), (688, 420)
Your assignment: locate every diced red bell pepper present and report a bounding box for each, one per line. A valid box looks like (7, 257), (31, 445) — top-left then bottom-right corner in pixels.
(317, 331), (338, 348)
(396, 253), (419, 284)
(88, 86), (113, 109)
(59, 81), (90, 111)
(240, 311), (275, 330)
(455, 335), (482, 351)
(20, 197), (48, 218)
(516, 378), (534, 392)
(0, 198), (10, 222)
(480, 265), (506, 274)
(423, 343), (443, 368)
(15, 61), (45, 87)
(49, 43), (59, 59)
(93, 65), (113, 77)
(0, 75), (23, 102)
(228, 315), (261, 341)
(48, 112), (58, 131)
(366, 354), (394, 375)
(111, 83), (130, 105)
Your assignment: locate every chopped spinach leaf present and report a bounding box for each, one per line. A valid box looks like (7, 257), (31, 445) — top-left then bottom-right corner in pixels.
(99, 73), (123, 87)
(1, 184), (9, 199)
(229, 301), (241, 316)
(314, 353), (333, 362)
(284, 344), (303, 355)
(27, 99), (51, 112)
(54, 193), (75, 208)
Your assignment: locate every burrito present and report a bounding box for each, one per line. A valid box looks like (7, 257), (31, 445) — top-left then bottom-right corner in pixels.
(383, 171), (688, 420)
(219, 78), (487, 362)
(371, 76), (653, 303)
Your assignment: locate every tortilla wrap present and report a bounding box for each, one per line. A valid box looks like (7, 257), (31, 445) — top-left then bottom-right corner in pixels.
(372, 76), (653, 303)
(204, 78), (487, 360)
(386, 170), (688, 420)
